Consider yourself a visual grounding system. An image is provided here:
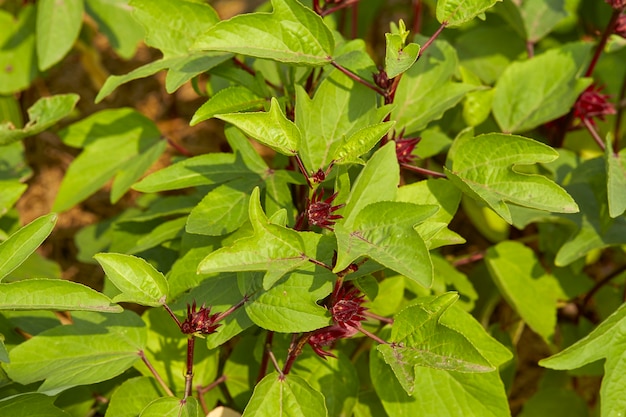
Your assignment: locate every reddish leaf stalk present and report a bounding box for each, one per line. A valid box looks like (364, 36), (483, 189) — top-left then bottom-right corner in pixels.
(319, 0), (360, 17)
(615, 73), (626, 151)
(357, 326), (389, 345)
(419, 21), (448, 56)
(256, 331), (274, 383)
(582, 264), (626, 309)
(585, 8), (624, 78)
(582, 117), (607, 152)
(162, 303), (182, 328)
(166, 137), (193, 157)
(184, 336), (195, 398)
(399, 162), (447, 178)
(411, 0), (423, 35)
(330, 61), (387, 97)
(196, 375), (227, 415)
(139, 350), (174, 397)
(232, 57), (282, 91)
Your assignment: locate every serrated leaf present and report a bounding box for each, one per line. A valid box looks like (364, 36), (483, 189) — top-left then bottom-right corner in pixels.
(485, 241), (560, 343)
(191, 86), (266, 126)
(216, 98), (300, 156)
(139, 397), (201, 417)
(606, 146), (626, 218)
(54, 108), (165, 211)
(492, 42), (593, 133)
(36, 0), (84, 70)
(0, 213), (57, 282)
(198, 188), (311, 290)
(194, 0), (334, 66)
(445, 133), (579, 223)
(94, 253), (169, 307)
(85, 0), (145, 59)
(392, 37), (476, 134)
(130, 0), (220, 58)
(242, 373), (328, 417)
(0, 94), (79, 145)
(334, 202), (436, 288)
(0, 279), (121, 312)
(436, 0), (501, 27)
(384, 32), (420, 79)
(0, 393), (69, 417)
(0, 7), (38, 94)
(5, 311), (146, 395)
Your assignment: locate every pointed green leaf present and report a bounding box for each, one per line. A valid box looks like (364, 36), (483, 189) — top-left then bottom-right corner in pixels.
(5, 311), (146, 395)
(85, 0), (145, 59)
(54, 108), (165, 211)
(36, 0), (84, 70)
(191, 86), (266, 126)
(436, 0), (501, 26)
(485, 241), (560, 343)
(517, 0), (568, 42)
(334, 202), (436, 288)
(0, 279), (121, 312)
(0, 393), (69, 417)
(139, 396), (201, 417)
(216, 98), (301, 156)
(445, 133), (579, 223)
(333, 121), (395, 165)
(492, 42), (593, 133)
(105, 376), (164, 417)
(198, 188), (310, 289)
(384, 26), (420, 79)
(606, 147), (626, 218)
(0, 94), (79, 145)
(127, 217), (187, 254)
(0, 213), (57, 282)
(194, 0), (334, 66)
(130, 0), (220, 58)
(94, 253), (169, 306)
(0, 7), (38, 94)
(392, 37), (476, 134)
(0, 181), (27, 217)
(242, 373), (328, 417)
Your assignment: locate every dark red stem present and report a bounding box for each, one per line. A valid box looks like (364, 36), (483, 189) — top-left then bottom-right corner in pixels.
(166, 137), (193, 157)
(615, 72), (626, 152)
(420, 21), (447, 56)
(139, 350), (174, 397)
(163, 302), (182, 329)
(256, 331), (274, 383)
(400, 162), (447, 178)
(330, 61), (387, 97)
(585, 8), (623, 78)
(184, 337), (195, 398)
(582, 117), (607, 152)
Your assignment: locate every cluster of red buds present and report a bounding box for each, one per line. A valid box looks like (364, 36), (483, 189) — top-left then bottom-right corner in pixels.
(391, 128), (421, 165)
(605, 0), (626, 10)
(573, 84), (616, 127)
(306, 189), (345, 230)
(180, 302), (221, 336)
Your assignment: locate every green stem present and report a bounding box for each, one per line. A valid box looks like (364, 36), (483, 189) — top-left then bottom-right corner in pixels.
(139, 350), (174, 397)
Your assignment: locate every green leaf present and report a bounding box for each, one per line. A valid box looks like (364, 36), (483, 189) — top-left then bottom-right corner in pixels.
(0, 279), (121, 312)
(0, 94), (79, 145)
(198, 188), (312, 290)
(105, 376), (164, 417)
(85, 0), (145, 59)
(333, 121), (395, 165)
(54, 108), (165, 211)
(0, 393), (69, 417)
(139, 397), (201, 417)
(216, 97), (301, 156)
(517, 0), (568, 42)
(334, 202), (436, 288)
(242, 373), (328, 417)
(130, 0), (220, 58)
(94, 253), (169, 307)
(0, 7), (38, 94)
(36, 0), (84, 70)
(606, 146), (626, 218)
(5, 311), (146, 395)
(127, 217), (187, 254)
(0, 181), (27, 218)
(492, 42), (593, 133)
(436, 0), (501, 27)
(194, 0), (334, 66)
(384, 21), (420, 78)
(191, 86), (266, 126)
(540, 303), (626, 417)
(0, 213), (57, 282)
(485, 241), (560, 343)
(392, 37), (476, 134)
(445, 132), (579, 223)
(378, 294), (494, 395)
(186, 180), (256, 236)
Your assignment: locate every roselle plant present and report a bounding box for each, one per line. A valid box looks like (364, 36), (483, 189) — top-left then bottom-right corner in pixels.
(1, 0), (626, 415)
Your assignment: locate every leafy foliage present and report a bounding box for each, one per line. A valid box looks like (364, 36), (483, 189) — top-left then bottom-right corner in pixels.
(1, 0), (626, 416)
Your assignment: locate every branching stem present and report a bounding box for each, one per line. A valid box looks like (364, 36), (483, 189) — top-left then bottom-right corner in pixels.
(139, 350), (174, 397)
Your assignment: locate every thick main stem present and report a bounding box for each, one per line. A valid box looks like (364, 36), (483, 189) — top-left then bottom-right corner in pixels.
(184, 337), (195, 399)
(585, 8), (623, 78)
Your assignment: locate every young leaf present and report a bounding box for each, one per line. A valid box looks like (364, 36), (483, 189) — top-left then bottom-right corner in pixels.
(436, 0), (501, 27)
(445, 132), (579, 223)
(540, 303), (626, 417)
(216, 97), (301, 156)
(0, 213), (57, 282)
(492, 42), (593, 133)
(94, 253), (169, 307)
(198, 188), (313, 290)
(36, 0), (84, 70)
(0, 94), (79, 145)
(191, 86), (266, 126)
(485, 241), (560, 343)
(384, 20), (420, 78)
(334, 202), (437, 288)
(139, 397), (201, 417)
(193, 0), (334, 66)
(242, 373), (328, 417)
(605, 146), (626, 218)
(0, 279), (121, 313)
(5, 311), (146, 395)
(54, 108), (165, 211)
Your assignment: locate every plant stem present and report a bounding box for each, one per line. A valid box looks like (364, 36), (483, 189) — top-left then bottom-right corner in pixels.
(197, 375), (227, 416)
(267, 346), (284, 380)
(400, 162), (447, 178)
(320, 0), (360, 17)
(184, 336), (195, 399)
(420, 21), (447, 56)
(214, 294), (250, 323)
(526, 41), (534, 58)
(412, 0), (423, 34)
(282, 334), (310, 376)
(233, 57), (282, 91)
(294, 154), (312, 188)
(582, 118), (606, 152)
(615, 72), (626, 152)
(357, 326), (389, 345)
(256, 331), (274, 383)
(585, 8), (623, 78)
(162, 302), (182, 329)
(139, 350), (174, 397)
(166, 137), (193, 157)
(581, 264), (626, 310)
(308, 257), (333, 270)
(330, 61), (387, 97)
(452, 251), (485, 267)
(363, 310), (393, 324)
(351, 2), (358, 39)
